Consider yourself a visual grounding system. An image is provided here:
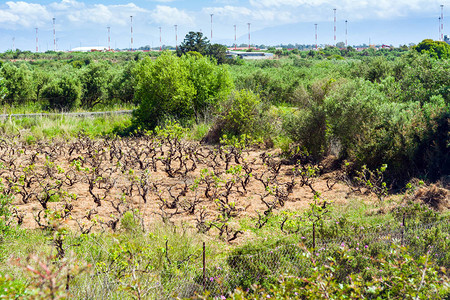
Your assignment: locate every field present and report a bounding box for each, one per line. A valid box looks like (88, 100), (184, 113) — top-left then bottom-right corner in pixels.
(1, 127), (449, 299)
(0, 41), (449, 299)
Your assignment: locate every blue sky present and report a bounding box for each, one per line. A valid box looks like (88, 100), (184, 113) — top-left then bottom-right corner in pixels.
(0, 0), (448, 51)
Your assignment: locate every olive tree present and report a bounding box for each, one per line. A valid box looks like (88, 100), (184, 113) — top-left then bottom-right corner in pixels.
(79, 61), (109, 109)
(41, 74), (82, 111)
(106, 61), (137, 104)
(0, 63), (33, 105)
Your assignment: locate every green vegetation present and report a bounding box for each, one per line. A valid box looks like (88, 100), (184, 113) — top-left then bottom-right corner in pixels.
(42, 72), (82, 110)
(0, 179), (449, 298)
(133, 52), (233, 129)
(0, 114), (131, 140)
(0, 37), (449, 299)
(0, 38), (447, 183)
(415, 39), (450, 59)
(177, 31), (231, 64)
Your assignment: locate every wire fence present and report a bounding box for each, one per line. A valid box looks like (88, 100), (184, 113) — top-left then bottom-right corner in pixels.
(0, 110), (133, 120)
(70, 216), (450, 299)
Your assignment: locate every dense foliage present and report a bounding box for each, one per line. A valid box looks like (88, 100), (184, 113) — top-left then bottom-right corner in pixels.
(133, 52), (233, 128)
(177, 31), (231, 64)
(415, 39), (450, 59)
(0, 38), (448, 299)
(41, 72), (82, 110)
(0, 38), (448, 183)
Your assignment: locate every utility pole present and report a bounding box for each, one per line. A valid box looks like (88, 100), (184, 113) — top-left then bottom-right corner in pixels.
(345, 20), (348, 47)
(35, 28), (39, 52)
(53, 17), (56, 51)
(12, 37), (15, 51)
(159, 27), (162, 51)
(441, 5), (444, 42)
(248, 23), (251, 49)
(175, 24), (178, 50)
(107, 26), (111, 51)
(333, 8), (337, 45)
(440, 17), (442, 41)
(315, 23), (318, 50)
(234, 24), (237, 50)
(210, 14), (213, 41)
(130, 16), (133, 51)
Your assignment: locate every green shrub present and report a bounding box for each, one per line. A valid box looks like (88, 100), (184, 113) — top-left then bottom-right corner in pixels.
(41, 74), (82, 111)
(415, 39), (450, 59)
(324, 78), (387, 157)
(203, 90), (270, 144)
(282, 78), (342, 158)
(133, 52), (233, 129)
(283, 106), (328, 159)
(227, 246), (450, 299)
(0, 75), (6, 101)
(183, 53), (234, 122)
(133, 53), (195, 128)
(0, 190), (14, 238)
(106, 61), (137, 104)
(0, 63), (33, 105)
(79, 61), (109, 108)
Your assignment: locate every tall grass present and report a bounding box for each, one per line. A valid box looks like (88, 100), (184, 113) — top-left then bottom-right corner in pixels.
(0, 101), (136, 115)
(0, 114), (132, 141)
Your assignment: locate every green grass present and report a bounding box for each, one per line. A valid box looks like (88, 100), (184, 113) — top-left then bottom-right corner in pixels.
(0, 187), (449, 299)
(0, 101), (136, 115)
(0, 113), (132, 140)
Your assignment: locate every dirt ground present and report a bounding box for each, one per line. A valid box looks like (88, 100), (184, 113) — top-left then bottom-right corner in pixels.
(0, 135), (385, 240)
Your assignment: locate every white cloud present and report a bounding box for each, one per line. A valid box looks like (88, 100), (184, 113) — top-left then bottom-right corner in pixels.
(0, 1), (51, 28)
(50, 0), (85, 11)
(203, 5), (295, 26)
(66, 3), (147, 26)
(205, 6), (252, 19)
(150, 5), (195, 26)
(247, 0), (443, 20)
(0, 1), (150, 30)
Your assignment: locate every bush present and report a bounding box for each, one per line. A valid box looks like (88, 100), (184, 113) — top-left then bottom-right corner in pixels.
(324, 79), (387, 157)
(415, 39), (450, 59)
(227, 246), (450, 299)
(183, 53), (234, 122)
(107, 61), (137, 104)
(284, 76), (449, 183)
(0, 63), (33, 105)
(133, 52), (233, 129)
(41, 74), (82, 111)
(79, 61), (109, 108)
(283, 106), (328, 159)
(202, 90), (270, 144)
(0, 191), (14, 239)
(283, 78), (343, 159)
(0, 75), (7, 101)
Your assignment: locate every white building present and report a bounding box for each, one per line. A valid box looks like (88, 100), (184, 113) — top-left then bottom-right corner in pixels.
(71, 46), (108, 52)
(227, 51), (275, 60)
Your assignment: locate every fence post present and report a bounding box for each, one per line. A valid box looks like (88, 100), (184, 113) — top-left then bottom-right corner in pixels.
(203, 242), (206, 290)
(312, 223), (316, 254)
(401, 214), (406, 246)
